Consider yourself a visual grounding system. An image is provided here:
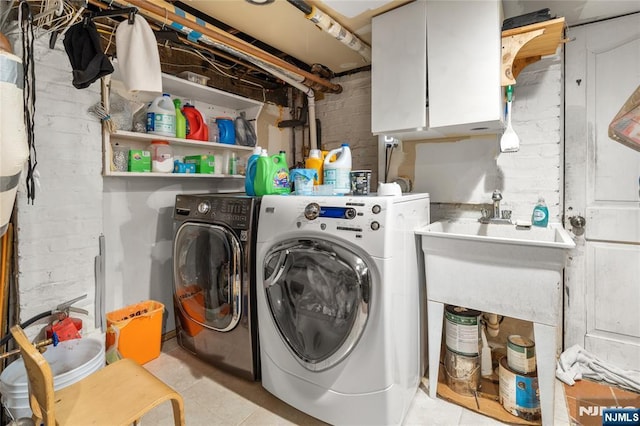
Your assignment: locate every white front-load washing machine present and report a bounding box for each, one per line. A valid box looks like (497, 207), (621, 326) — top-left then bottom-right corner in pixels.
(256, 194), (430, 425)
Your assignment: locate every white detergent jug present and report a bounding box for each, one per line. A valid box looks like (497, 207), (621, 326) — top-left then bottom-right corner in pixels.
(146, 93), (176, 137)
(323, 143), (352, 195)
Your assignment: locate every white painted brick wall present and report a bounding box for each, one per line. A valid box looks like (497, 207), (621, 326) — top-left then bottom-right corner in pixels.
(15, 37), (103, 336)
(315, 71), (379, 183)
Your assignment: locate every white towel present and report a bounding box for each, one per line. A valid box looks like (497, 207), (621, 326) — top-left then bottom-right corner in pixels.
(556, 344), (640, 393)
(115, 15), (162, 93)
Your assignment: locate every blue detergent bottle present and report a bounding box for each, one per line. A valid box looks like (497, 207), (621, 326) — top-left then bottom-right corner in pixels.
(244, 146), (262, 196)
(532, 196), (549, 227)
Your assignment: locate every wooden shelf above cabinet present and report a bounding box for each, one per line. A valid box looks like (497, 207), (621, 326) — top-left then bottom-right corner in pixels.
(501, 17), (566, 86)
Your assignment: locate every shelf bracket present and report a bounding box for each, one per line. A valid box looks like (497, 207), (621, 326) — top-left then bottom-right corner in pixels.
(501, 28), (545, 86)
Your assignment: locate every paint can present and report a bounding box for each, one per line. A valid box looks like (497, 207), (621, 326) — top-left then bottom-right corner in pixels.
(498, 357), (541, 421)
(445, 305), (481, 356)
(444, 347), (480, 396)
(507, 335), (536, 374)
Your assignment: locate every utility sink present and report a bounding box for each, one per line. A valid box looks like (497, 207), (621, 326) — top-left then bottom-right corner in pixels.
(421, 219), (575, 249)
(414, 219), (576, 321)
(415, 219), (576, 425)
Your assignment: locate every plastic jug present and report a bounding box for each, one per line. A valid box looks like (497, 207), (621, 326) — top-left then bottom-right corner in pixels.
(254, 151), (291, 196)
(244, 145), (262, 196)
(183, 104), (208, 141)
(173, 99), (186, 139)
(323, 143), (352, 194)
(305, 149), (323, 185)
(217, 117), (236, 145)
(146, 93), (176, 137)
(148, 140), (173, 173)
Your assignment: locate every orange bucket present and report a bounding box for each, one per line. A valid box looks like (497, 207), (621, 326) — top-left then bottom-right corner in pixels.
(106, 300), (164, 365)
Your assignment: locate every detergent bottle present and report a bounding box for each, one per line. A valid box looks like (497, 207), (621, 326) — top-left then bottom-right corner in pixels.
(305, 149), (323, 185)
(323, 143), (352, 195)
(146, 93), (176, 137)
(532, 196), (549, 227)
(244, 145), (262, 196)
(173, 98), (186, 139)
(254, 150), (291, 196)
(183, 103), (208, 141)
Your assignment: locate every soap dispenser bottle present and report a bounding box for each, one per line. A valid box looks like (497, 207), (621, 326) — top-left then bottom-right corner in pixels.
(532, 196), (549, 227)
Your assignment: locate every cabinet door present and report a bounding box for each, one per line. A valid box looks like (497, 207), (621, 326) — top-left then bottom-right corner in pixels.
(426, 0), (503, 133)
(371, 0), (428, 135)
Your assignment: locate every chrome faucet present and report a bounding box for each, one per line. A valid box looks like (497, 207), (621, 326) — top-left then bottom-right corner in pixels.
(479, 190), (512, 224)
(492, 190), (502, 219)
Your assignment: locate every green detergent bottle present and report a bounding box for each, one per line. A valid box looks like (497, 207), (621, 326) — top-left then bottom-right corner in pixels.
(173, 98), (186, 139)
(254, 150), (291, 196)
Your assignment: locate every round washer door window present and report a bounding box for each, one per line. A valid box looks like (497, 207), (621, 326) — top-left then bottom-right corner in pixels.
(174, 222), (242, 332)
(263, 238), (371, 371)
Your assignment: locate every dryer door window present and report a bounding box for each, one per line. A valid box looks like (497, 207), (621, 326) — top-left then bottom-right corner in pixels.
(174, 222), (242, 332)
(263, 238), (371, 371)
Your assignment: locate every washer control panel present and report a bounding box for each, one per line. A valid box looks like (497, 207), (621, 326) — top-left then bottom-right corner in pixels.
(296, 199), (388, 236)
(175, 195), (256, 230)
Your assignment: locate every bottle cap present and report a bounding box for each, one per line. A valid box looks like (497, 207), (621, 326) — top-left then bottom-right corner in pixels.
(309, 149), (321, 159)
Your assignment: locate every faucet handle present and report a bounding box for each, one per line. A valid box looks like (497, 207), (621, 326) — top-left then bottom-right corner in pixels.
(492, 190), (503, 201)
(480, 208), (490, 219)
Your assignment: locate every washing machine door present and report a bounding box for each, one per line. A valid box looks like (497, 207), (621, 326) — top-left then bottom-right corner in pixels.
(174, 222), (242, 332)
(263, 238), (371, 371)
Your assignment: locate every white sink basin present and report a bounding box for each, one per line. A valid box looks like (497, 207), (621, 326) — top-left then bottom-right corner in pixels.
(420, 220), (575, 249)
(414, 219), (576, 323)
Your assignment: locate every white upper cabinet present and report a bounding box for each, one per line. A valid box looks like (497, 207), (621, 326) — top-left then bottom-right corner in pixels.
(371, 0), (504, 140)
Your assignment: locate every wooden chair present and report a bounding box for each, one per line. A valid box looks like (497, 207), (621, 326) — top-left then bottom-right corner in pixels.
(10, 325), (185, 426)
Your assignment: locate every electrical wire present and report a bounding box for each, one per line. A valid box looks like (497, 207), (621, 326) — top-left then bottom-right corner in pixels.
(19, 1), (37, 204)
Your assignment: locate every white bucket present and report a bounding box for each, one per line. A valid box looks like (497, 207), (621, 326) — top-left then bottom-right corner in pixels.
(0, 338), (105, 419)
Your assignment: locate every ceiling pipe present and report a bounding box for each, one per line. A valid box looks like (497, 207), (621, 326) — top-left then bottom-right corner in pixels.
(108, 0), (342, 93)
(287, 0), (371, 62)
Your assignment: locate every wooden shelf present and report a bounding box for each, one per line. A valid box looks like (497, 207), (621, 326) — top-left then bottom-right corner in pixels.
(501, 17), (566, 86)
(111, 130), (254, 152)
(105, 171), (245, 178)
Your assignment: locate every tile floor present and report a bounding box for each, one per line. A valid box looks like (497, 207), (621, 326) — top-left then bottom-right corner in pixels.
(142, 338), (572, 425)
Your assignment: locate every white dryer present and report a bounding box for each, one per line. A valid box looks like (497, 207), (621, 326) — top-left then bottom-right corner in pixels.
(256, 193), (430, 425)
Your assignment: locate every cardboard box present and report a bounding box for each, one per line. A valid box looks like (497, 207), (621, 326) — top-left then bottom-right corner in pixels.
(609, 85), (640, 151)
(128, 150), (151, 172)
(173, 161), (196, 173)
(184, 155), (215, 174)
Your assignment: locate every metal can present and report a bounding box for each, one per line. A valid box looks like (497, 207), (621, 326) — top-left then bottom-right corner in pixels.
(507, 335), (536, 374)
(445, 305), (481, 356)
(444, 347), (480, 396)
(499, 357), (541, 421)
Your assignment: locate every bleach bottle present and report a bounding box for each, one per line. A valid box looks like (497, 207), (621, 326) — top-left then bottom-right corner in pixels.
(146, 93), (176, 137)
(244, 145), (262, 196)
(323, 143), (352, 194)
(254, 150), (291, 196)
